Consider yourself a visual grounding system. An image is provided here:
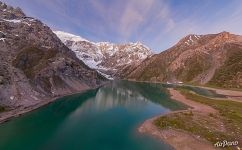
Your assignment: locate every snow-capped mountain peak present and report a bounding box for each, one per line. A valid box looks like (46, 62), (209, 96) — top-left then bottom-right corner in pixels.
(54, 30), (153, 79)
(54, 31), (90, 43)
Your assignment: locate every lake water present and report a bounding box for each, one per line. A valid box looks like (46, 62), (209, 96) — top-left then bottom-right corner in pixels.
(0, 81), (197, 150)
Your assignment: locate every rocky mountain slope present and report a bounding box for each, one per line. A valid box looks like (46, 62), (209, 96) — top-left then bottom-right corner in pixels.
(54, 31), (153, 79)
(127, 32), (242, 88)
(0, 2), (107, 111)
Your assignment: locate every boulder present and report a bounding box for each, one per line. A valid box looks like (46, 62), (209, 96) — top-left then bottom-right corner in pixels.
(0, 32), (6, 38)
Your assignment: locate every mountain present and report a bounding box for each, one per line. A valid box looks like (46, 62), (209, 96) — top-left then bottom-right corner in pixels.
(127, 32), (242, 88)
(0, 2), (107, 111)
(54, 31), (153, 79)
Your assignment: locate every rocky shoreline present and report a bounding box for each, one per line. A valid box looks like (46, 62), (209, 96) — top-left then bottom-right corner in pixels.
(0, 82), (109, 124)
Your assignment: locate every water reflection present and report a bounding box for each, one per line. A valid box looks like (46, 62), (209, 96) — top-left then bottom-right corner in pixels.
(0, 81), (185, 150)
(71, 81), (186, 117)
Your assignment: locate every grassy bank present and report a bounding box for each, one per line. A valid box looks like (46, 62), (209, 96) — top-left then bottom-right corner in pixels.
(154, 89), (242, 147)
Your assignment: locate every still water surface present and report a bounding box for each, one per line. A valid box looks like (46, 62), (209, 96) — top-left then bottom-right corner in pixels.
(0, 81), (193, 150)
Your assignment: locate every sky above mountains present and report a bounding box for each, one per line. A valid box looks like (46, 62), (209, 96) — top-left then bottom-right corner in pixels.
(2, 0), (242, 52)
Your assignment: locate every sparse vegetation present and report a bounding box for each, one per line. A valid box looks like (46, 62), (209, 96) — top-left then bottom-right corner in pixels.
(155, 88), (242, 147)
(182, 55), (210, 82)
(155, 111), (229, 144)
(13, 47), (57, 78)
(208, 47), (242, 88)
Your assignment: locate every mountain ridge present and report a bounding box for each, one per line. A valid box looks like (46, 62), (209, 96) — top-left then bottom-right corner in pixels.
(54, 30), (153, 79)
(0, 2), (107, 111)
(126, 31), (242, 88)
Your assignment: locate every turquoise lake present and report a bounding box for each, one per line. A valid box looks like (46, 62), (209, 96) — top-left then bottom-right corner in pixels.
(0, 81), (218, 150)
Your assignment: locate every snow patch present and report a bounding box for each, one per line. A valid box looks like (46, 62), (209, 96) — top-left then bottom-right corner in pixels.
(41, 45), (51, 49)
(1, 18), (33, 26)
(2, 19), (21, 23)
(185, 35), (201, 45)
(203, 51), (210, 55)
(23, 21), (31, 26)
(189, 35), (194, 42)
(53, 31), (90, 43)
(0, 38), (6, 42)
(97, 70), (113, 80)
(10, 96), (14, 100)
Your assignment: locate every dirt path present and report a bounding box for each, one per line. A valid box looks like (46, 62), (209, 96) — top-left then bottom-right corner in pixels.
(169, 88), (217, 114)
(202, 87), (242, 97)
(138, 88), (219, 150)
(195, 86), (242, 102)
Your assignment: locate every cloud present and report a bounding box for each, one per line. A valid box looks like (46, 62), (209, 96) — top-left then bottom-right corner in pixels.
(119, 0), (155, 37)
(89, 0), (175, 40)
(4, 0), (242, 52)
(154, 0), (242, 52)
(156, 3), (175, 32)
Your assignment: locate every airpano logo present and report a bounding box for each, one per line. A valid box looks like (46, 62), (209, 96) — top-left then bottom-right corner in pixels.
(214, 140), (239, 148)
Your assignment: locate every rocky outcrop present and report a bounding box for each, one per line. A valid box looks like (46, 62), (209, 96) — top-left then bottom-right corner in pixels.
(127, 32), (242, 88)
(0, 2), (107, 110)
